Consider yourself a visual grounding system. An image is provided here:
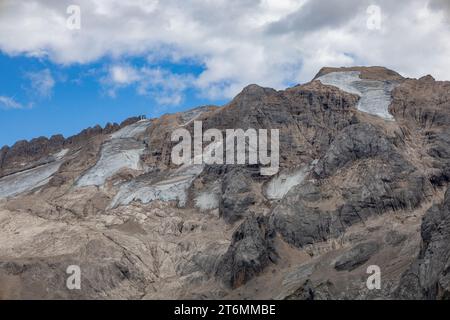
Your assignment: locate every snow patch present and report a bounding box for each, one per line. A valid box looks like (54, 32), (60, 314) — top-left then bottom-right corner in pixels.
(195, 183), (220, 211)
(53, 148), (69, 160)
(77, 139), (145, 187)
(111, 119), (150, 139)
(0, 161), (63, 199)
(109, 163), (204, 208)
(180, 106), (209, 126)
(317, 71), (398, 120)
(195, 192), (219, 211)
(265, 166), (309, 200)
(77, 120), (151, 187)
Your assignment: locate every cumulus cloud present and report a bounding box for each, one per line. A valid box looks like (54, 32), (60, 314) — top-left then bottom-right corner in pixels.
(109, 65), (140, 85)
(1, 0), (450, 100)
(104, 64), (194, 104)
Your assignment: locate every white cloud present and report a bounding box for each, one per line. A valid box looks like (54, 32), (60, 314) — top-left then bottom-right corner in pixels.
(25, 69), (55, 98)
(109, 65), (140, 85)
(1, 0), (450, 100)
(0, 96), (26, 110)
(104, 64), (194, 105)
(137, 67), (194, 105)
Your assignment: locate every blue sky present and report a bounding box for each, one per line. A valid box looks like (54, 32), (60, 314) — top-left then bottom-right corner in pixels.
(1, 0), (449, 147)
(0, 53), (226, 147)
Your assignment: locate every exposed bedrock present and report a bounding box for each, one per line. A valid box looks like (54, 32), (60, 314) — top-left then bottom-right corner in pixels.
(390, 77), (450, 128)
(219, 167), (258, 224)
(1, 66), (450, 299)
(427, 131), (450, 186)
(201, 80), (359, 167)
(397, 187), (450, 299)
(313, 123), (402, 178)
(0, 116), (146, 179)
(334, 241), (380, 271)
(272, 123), (429, 249)
(0, 237), (150, 299)
(270, 182), (343, 248)
(390, 76), (450, 187)
(0, 135), (65, 178)
(215, 215), (277, 289)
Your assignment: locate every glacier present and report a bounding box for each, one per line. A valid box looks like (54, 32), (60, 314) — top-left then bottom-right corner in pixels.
(76, 120), (150, 187)
(316, 71), (399, 120)
(109, 163), (204, 208)
(0, 161), (63, 198)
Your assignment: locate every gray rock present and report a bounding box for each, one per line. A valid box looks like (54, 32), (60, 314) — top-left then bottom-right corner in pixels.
(283, 277), (337, 300)
(385, 230), (407, 247)
(215, 215), (277, 288)
(334, 242), (380, 271)
(314, 123), (397, 178)
(0, 238), (149, 299)
(398, 188), (450, 299)
(219, 167), (256, 224)
(272, 122), (426, 250)
(271, 197), (342, 248)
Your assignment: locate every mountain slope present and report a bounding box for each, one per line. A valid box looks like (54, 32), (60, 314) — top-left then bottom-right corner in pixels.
(0, 67), (449, 300)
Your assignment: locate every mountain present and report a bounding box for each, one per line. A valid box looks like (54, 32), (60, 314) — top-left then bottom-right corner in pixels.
(0, 66), (449, 299)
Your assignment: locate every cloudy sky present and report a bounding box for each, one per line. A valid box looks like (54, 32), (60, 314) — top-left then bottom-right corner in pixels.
(0, 0), (449, 146)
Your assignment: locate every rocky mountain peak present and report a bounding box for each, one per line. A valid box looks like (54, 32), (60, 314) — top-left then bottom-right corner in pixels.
(313, 66), (404, 81)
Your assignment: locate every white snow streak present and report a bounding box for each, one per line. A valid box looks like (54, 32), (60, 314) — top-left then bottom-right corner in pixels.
(265, 166), (310, 200)
(77, 120), (150, 187)
(317, 71), (398, 120)
(0, 161), (63, 198)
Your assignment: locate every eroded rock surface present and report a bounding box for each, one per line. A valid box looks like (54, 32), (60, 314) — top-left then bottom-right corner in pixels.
(0, 66), (449, 300)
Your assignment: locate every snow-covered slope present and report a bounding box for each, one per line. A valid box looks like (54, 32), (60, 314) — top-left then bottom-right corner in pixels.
(317, 71), (398, 120)
(109, 163), (204, 208)
(0, 161), (62, 198)
(0, 149), (69, 199)
(77, 120), (150, 187)
(111, 119), (150, 139)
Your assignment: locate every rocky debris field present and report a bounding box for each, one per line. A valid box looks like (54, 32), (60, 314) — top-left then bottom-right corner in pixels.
(0, 67), (449, 300)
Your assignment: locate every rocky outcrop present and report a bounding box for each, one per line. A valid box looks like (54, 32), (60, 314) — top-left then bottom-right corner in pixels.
(0, 236), (149, 299)
(219, 167), (258, 224)
(397, 188), (450, 299)
(314, 66), (404, 81)
(0, 135), (64, 177)
(202, 81), (359, 168)
(390, 76), (450, 187)
(313, 123), (398, 178)
(270, 188), (342, 248)
(272, 120), (428, 250)
(216, 215), (277, 289)
(334, 242), (380, 271)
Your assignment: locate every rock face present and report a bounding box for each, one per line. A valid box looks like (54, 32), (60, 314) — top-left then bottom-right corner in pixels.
(271, 120), (427, 250)
(220, 167), (257, 224)
(0, 66), (449, 300)
(397, 188), (450, 299)
(215, 215), (277, 289)
(313, 123), (397, 178)
(334, 242), (380, 271)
